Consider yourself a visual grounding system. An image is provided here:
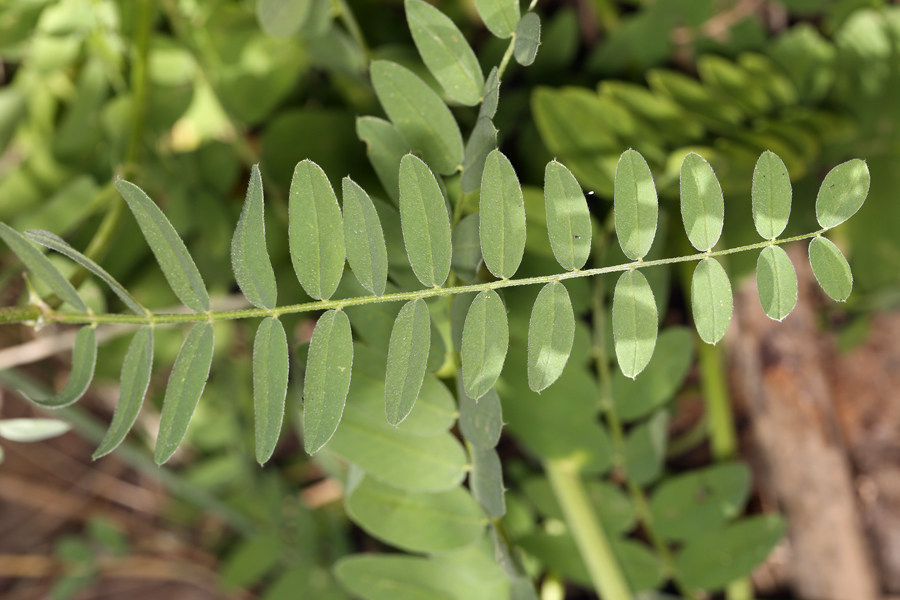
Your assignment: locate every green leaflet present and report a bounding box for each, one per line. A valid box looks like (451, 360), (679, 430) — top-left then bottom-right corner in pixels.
(350, 368), (457, 437)
(513, 13), (541, 67)
(650, 462), (751, 542)
(756, 245), (797, 321)
(469, 443), (506, 518)
(385, 299), (431, 426)
(612, 270), (658, 379)
(328, 407), (468, 492)
(544, 160), (591, 271)
(462, 290), (509, 400)
(22, 326), (96, 409)
(220, 534), (283, 592)
(451, 213), (482, 284)
(26, 229), (147, 315)
(0, 419), (71, 442)
(751, 150), (792, 240)
(624, 410), (668, 486)
(674, 515), (786, 591)
(816, 158), (870, 229)
(0, 223), (86, 312)
(480, 149), (526, 279)
(808, 236), (852, 302)
(475, 0), (519, 39)
(691, 258), (733, 345)
(155, 322), (214, 465)
(527, 281), (575, 393)
(345, 475), (484, 553)
(342, 177), (388, 297)
(680, 152), (724, 251)
(457, 375), (503, 449)
(116, 180), (210, 313)
(461, 116), (498, 194)
(289, 160), (346, 301)
(356, 116), (410, 205)
(479, 67), (500, 120)
(303, 309), (353, 454)
(405, 0), (484, 106)
(256, 0), (313, 38)
(371, 60), (464, 175)
(232, 164), (278, 310)
(399, 154), (452, 288)
(93, 327), (153, 459)
(614, 149), (657, 261)
(253, 317), (289, 465)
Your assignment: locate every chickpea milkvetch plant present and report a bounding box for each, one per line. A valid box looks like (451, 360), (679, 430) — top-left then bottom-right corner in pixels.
(0, 0), (872, 598)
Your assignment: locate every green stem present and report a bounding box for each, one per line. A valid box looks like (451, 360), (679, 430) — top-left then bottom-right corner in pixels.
(698, 339), (737, 460)
(497, 37), (517, 80)
(0, 305), (41, 324)
(545, 458), (632, 600)
(124, 0), (153, 171)
(3, 230), (826, 327)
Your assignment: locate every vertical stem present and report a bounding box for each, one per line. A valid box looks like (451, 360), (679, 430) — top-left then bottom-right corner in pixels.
(125, 0), (154, 171)
(544, 458), (633, 600)
(698, 339), (738, 460)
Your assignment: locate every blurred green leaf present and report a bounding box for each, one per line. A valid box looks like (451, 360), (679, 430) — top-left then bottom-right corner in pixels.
(475, 0), (519, 39)
(469, 444), (506, 518)
(457, 375), (502, 449)
(461, 116), (498, 194)
(0, 418), (72, 442)
(356, 116), (411, 205)
(451, 213), (482, 284)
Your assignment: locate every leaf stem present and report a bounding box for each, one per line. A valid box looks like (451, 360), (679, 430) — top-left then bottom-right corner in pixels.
(497, 36), (517, 81)
(330, 0), (370, 57)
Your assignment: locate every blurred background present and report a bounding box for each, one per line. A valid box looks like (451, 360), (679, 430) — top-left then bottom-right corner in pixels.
(1, 0), (900, 598)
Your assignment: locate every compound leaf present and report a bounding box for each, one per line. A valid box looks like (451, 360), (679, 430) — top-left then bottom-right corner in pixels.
(816, 158), (870, 229)
(232, 164), (277, 310)
(356, 116), (410, 205)
(385, 299), (431, 426)
(406, 0), (484, 106)
(303, 309), (353, 454)
(527, 281), (575, 392)
(480, 149), (526, 279)
(399, 154), (452, 288)
(93, 326), (153, 459)
(514, 13), (541, 66)
(253, 317), (289, 465)
(612, 270), (658, 379)
(544, 160), (591, 270)
(343, 177), (388, 296)
(22, 326), (96, 409)
(809, 236), (852, 302)
(691, 258), (733, 345)
(155, 322), (214, 464)
(475, 0), (519, 39)
(751, 150), (791, 239)
(289, 160), (345, 300)
(457, 375), (503, 449)
(614, 149), (657, 260)
(469, 443), (506, 518)
(680, 152), (724, 251)
(756, 246), (797, 321)
(461, 116), (498, 194)
(116, 180), (209, 313)
(371, 60), (463, 175)
(462, 290), (509, 400)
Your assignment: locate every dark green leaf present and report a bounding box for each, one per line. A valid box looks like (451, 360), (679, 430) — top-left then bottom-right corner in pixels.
(22, 327), (96, 409)
(406, 0), (484, 106)
(691, 258), (733, 345)
(0, 223), (86, 312)
(514, 13), (541, 66)
(480, 149), (526, 278)
(289, 160), (345, 300)
(614, 149), (657, 260)
(544, 160), (591, 270)
(232, 164), (278, 309)
(469, 443), (506, 518)
(93, 327), (153, 459)
(371, 60), (464, 175)
(751, 150), (791, 240)
(527, 281), (575, 392)
(253, 317), (289, 465)
(816, 158), (870, 229)
(220, 534), (283, 591)
(462, 290), (509, 400)
(756, 245), (797, 321)
(356, 116), (410, 205)
(399, 154), (452, 287)
(624, 410), (668, 486)
(808, 236), (852, 302)
(479, 67), (500, 120)
(451, 213), (482, 284)
(385, 299), (431, 426)
(303, 309), (353, 454)
(342, 177), (388, 296)
(612, 270), (658, 379)
(155, 322), (214, 464)
(461, 116), (497, 194)
(680, 152), (724, 251)
(116, 181), (209, 313)
(457, 374), (502, 449)
(475, 0), (519, 38)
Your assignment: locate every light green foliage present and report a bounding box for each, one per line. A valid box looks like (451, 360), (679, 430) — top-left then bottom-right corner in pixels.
(614, 150), (657, 261)
(680, 152), (724, 251)
(356, 117), (410, 204)
(399, 154), (453, 287)
(155, 323), (214, 465)
(480, 149), (526, 279)
(406, 0), (484, 106)
(809, 236), (852, 302)
(253, 317), (289, 464)
(303, 309), (353, 454)
(469, 443), (506, 517)
(751, 150), (792, 240)
(385, 299), (431, 425)
(527, 281), (575, 392)
(232, 164), (278, 310)
(612, 270), (658, 379)
(544, 160), (591, 270)
(475, 0), (519, 39)
(757, 245), (798, 321)
(23, 326), (96, 409)
(816, 159), (870, 229)
(342, 177), (388, 296)
(514, 13), (541, 67)
(289, 160), (345, 301)
(462, 290), (509, 400)
(691, 258), (733, 345)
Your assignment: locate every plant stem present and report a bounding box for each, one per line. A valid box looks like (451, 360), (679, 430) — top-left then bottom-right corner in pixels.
(698, 339), (737, 460)
(544, 458), (632, 600)
(2, 231), (825, 327)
